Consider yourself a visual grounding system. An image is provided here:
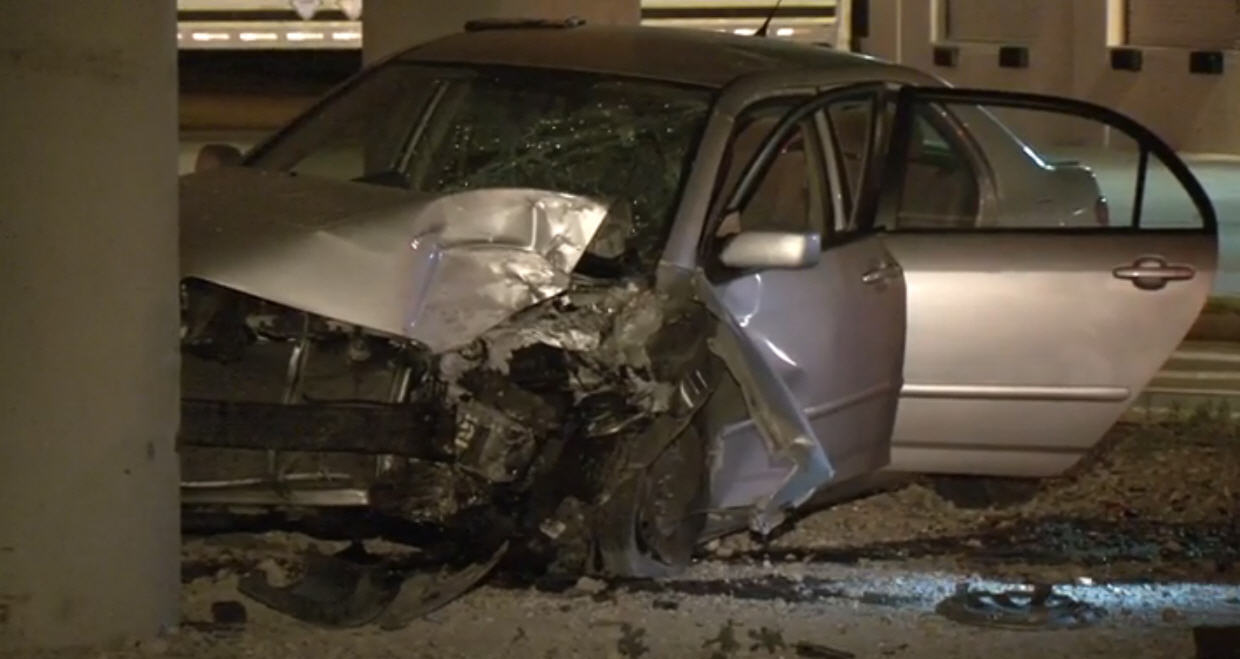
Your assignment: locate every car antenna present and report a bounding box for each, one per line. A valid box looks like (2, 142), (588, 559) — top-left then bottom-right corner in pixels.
(753, 0), (785, 37)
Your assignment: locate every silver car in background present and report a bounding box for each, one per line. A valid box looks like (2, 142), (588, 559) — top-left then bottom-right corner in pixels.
(179, 22), (1217, 579)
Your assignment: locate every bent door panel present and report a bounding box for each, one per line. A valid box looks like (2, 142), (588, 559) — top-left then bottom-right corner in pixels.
(704, 87), (905, 512)
(711, 235), (905, 506)
(876, 88), (1218, 476)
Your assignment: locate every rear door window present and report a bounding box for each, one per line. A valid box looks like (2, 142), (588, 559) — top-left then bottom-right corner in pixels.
(896, 106), (981, 228)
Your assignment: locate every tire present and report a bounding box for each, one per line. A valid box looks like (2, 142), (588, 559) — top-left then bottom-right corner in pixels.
(592, 424), (708, 578)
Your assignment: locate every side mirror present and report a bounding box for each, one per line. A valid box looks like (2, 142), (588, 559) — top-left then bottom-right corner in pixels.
(719, 229), (821, 270)
(194, 143), (243, 173)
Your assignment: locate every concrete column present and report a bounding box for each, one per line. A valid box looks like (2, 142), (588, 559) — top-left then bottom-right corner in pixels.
(0, 2), (180, 650)
(856, 0), (903, 61)
(364, 0), (641, 64)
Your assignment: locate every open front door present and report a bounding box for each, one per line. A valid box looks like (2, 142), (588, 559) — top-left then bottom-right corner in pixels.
(701, 85), (905, 525)
(873, 87), (1218, 476)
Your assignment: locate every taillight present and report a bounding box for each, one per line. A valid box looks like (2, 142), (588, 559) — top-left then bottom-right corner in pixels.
(1094, 196), (1110, 226)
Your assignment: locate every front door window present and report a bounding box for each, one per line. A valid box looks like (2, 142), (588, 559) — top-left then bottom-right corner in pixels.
(715, 101), (828, 239)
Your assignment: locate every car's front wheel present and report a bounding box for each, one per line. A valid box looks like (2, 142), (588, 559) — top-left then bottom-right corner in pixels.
(592, 424), (708, 578)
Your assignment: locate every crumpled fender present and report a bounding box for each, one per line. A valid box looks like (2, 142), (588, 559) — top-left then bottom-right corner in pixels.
(692, 272), (834, 534)
(180, 167), (609, 352)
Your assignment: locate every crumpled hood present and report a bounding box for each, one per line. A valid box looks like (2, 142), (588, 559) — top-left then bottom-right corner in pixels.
(180, 167), (609, 353)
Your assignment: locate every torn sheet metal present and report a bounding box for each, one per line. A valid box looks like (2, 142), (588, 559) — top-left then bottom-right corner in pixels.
(237, 542), (508, 630)
(600, 288), (665, 369)
(403, 190), (609, 352)
(377, 541), (508, 630)
(181, 167), (609, 353)
(454, 400), (542, 482)
(693, 273), (834, 535)
(474, 282), (642, 375)
(238, 549), (400, 628)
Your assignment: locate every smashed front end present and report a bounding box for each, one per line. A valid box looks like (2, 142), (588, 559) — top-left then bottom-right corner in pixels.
(178, 167), (720, 576)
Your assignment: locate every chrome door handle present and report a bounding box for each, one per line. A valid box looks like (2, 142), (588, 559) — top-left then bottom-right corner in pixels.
(1112, 256), (1195, 290)
(862, 262), (902, 285)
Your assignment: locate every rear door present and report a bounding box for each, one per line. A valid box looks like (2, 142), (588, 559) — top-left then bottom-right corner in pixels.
(872, 87), (1218, 476)
(703, 86), (906, 515)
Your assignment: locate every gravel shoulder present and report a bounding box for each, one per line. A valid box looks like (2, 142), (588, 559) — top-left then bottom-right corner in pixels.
(8, 421), (1240, 659)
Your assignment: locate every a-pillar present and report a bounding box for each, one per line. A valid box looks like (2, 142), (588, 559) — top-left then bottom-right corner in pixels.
(0, 2), (180, 650)
(363, 0), (641, 64)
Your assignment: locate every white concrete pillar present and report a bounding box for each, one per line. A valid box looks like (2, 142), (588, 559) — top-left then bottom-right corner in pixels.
(856, 0), (904, 62)
(364, 0), (641, 64)
(0, 2), (180, 650)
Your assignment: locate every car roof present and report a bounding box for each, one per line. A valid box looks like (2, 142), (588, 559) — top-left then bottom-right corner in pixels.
(402, 24), (929, 88)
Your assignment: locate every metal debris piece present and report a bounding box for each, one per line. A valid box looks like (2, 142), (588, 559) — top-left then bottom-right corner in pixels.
(936, 584), (1105, 630)
(377, 541), (509, 631)
(236, 540), (509, 630)
(794, 641), (856, 659)
(238, 548), (400, 628)
(540, 518), (568, 539)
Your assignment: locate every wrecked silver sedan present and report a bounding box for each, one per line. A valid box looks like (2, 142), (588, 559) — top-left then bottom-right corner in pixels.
(180, 24), (1218, 583)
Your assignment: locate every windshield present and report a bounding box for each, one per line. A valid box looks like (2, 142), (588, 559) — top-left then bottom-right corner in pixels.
(249, 62), (713, 272)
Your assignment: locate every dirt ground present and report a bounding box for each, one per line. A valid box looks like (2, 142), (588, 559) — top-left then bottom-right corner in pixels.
(8, 419), (1240, 659)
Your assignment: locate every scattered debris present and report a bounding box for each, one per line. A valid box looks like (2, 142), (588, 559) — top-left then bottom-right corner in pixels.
(794, 641), (856, 658)
(713, 516), (1240, 569)
(748, 625), (787, 652)
(936, 584), (1105, 630)
(617, 623), (650, 658)
(703, 619), (742, 658)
